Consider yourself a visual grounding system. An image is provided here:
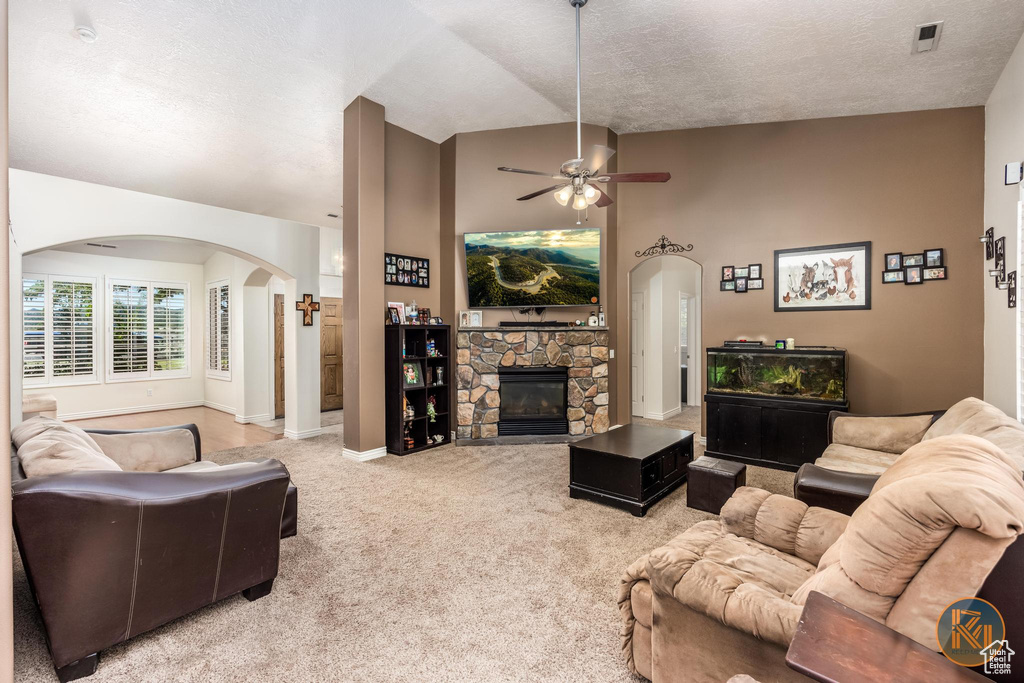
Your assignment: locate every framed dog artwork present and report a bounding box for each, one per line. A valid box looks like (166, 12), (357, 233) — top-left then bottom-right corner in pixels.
(774, 242), (871, 312)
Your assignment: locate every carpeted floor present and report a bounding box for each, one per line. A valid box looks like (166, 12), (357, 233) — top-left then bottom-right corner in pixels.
(14, 412), (793, 682)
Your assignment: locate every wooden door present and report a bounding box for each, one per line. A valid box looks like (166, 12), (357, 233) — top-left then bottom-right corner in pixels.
(274, 294), (285, 419)
(320, 297), (343, 411)
(631, 292), (645, 417)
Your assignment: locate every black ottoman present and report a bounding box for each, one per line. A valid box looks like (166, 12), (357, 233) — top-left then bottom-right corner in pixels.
(687, 456), (746, 514)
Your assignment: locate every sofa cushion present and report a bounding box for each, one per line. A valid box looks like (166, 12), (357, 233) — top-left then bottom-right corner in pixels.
(91, 429), (197, 472)
(815, 443), (898, 475)
(832, 414), (933, 454)
(12, 417), (121, 478)
(923, 397), (1024, 471)
(646, 520), (813, 647)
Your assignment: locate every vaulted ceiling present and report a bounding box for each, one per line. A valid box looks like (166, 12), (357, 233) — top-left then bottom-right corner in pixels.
(11, 0), (1024, 226)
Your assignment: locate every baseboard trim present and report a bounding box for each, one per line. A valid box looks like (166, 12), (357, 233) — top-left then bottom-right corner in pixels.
(203, 401), (235, 415)
(235, 413), (273, 425)
(645, 406), (682, 421)
(61, 400), (204, 421)
(284, 427), (323, 440)
(342, 446), (387, 462)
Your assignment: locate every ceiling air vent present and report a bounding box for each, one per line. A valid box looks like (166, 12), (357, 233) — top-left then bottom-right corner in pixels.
(912, 22), (943, 53)
(85, 242), (117, 249)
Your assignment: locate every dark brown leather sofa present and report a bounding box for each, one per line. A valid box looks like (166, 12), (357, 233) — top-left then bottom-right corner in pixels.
(12, 424), (295, 682)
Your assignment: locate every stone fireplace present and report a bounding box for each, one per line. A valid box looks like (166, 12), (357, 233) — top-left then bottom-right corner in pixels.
(456, 327), (610, 441)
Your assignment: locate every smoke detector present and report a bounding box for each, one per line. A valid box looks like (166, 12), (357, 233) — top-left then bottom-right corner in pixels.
(75, 25), (98, 43)
(912, 22), (943, 53)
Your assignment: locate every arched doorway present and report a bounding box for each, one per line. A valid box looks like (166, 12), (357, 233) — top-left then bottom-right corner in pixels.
(628, 254), (703, 426)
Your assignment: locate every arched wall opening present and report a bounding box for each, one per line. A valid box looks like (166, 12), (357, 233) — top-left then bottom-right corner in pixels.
(627, 254), (703, 425)
(9, 170), (322, 439)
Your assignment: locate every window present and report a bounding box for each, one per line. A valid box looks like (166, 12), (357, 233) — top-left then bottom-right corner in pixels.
(23, 274), (98, 386)
(107, 279), (189, 380)
(206, 280), (230, 379)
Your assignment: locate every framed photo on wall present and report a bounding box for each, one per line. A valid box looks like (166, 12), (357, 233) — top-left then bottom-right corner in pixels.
(774, 241), (871, 311)
(386, 252), (430, 288)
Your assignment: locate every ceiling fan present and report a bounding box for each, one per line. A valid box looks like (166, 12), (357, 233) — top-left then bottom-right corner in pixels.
(497, 0), (671, 222)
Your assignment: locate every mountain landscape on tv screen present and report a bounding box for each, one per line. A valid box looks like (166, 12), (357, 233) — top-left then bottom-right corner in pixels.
(464, 229), (600, 307)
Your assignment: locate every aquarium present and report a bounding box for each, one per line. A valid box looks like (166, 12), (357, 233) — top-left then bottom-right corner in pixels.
(706, 347), (847, 404)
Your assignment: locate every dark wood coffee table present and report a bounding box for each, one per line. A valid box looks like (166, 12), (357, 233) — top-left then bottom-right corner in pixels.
(569, 424), (693, 516)
(787, 591), (989, 682)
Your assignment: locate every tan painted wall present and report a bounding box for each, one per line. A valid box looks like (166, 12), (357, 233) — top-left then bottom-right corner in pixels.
(385, 122), (441, 312)
(614, 108), (986, 426)
(1, 0), (12, 673)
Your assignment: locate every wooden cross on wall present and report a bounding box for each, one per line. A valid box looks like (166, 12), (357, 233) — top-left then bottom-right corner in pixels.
(296, 293), (320, 326)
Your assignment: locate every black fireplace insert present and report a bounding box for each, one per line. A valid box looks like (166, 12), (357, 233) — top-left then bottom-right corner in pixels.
(498, 367), (569, 436)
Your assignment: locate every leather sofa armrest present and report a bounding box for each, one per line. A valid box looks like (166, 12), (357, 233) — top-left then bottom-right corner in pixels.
(12, 459), (289, 668)
(793, 463), (878, 516)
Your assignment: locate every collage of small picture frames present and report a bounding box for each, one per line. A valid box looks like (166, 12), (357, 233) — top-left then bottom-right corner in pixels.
(882, 249), (946, 285)
(720, 264), (764, 292)
(385, 252), (429, 288)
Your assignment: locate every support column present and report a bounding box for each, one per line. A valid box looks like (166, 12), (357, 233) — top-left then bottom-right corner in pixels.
(342, 97), (387, 459)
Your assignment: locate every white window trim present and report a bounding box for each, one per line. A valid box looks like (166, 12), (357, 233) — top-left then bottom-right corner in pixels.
(206, 279), (231, 381)
(106, 277), (191, 383)
(23, 272), (100, 387)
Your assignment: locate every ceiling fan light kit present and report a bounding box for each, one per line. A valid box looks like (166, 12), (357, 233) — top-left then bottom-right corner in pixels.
(496, 0), (671, 223)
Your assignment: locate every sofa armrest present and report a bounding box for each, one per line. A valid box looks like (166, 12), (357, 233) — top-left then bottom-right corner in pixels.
(84, 423), (201, 471)
(12, 459), (288, 668)
(793, 463), (878, 515)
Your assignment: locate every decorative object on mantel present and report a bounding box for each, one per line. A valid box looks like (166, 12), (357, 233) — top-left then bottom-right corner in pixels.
(775, 242), (871, 312)
(980, 227), (994, 260)
(459, 310), (482, 328)
(1006, 161), (1023, 185)
(495, 0), (670, 225)
(385, 253), (429, 288)
(295, 294), (320, 326)
(721, 263), (762, 293)
(1009, 271), (1017, 308)
(636, 235), (694, 258)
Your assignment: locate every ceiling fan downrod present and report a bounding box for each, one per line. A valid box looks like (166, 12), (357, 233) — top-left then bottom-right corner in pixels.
(571, 0), (587, 162)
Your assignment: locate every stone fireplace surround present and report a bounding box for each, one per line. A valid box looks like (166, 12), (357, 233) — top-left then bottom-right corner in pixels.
(456, 326), (610, 441)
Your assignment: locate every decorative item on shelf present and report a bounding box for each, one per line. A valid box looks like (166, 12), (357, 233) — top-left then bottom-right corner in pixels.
(428, 316), (443, 325)
(588, 311), (599, 326)
(387, 306), (402, 325)
(435, 367), (444, 385)
(598, 305), (605, 326)
(425, 367), (434, 385)
(426, 396), (437, 423)
(388, 301), (407, 324)
(426, 337), (436, 357)
(774, 242), (871, 311)
(575, 319), (583, 326)
(419, 308), (431, 324)
(403, 422), (415, 450)
(408, 300), (419, 325)
(385, 253), (429, 288)
(1009, 271), (1018, 308)
(786, 338), (795, 350)
(981, 227), (994, 260)
(636, 235), (694, 258)
(458, 310), (483, 328)
(403, 361), (424, 388)
(295, 294), (320, 326)
(433, 433), (445, 444)
(775, 340), (786, 349)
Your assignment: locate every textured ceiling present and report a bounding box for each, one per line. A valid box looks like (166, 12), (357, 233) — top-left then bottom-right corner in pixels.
(11, 0), (1024, 225)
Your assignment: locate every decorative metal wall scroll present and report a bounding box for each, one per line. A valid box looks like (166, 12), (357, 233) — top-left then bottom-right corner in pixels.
(635, 235), (694, 258)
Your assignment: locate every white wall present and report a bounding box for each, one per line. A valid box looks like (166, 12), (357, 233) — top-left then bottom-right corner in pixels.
(21, 250), (205, 419)
(985, 32), (1024, 417)
(630, 256), (702, 420)
(10, 170), (322, 438)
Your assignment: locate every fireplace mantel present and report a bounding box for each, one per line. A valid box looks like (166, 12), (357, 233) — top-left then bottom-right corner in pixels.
(456, 326), (610, 441)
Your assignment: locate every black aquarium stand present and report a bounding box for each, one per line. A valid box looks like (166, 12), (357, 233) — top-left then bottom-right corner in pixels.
(385, 324), (452, 455)
(705, 393), (848, 471)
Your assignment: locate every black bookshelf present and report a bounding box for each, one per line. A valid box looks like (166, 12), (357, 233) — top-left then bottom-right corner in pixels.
(385, 324), (452, 455)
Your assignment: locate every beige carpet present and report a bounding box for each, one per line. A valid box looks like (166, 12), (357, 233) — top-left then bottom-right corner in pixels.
(14, 414), (793, 682)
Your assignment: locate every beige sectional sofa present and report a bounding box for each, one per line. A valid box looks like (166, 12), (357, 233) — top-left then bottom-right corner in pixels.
(619, 434), (1024, 682)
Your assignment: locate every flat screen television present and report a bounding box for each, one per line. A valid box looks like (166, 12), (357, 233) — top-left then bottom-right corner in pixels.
(464, 228), (601, 308)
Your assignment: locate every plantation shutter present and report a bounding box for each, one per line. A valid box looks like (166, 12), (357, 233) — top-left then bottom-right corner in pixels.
(110, 282), (149, 376)
(206, 281), (230, 378)
(51, 279), (95, 379)
(22, 276), (45, 383)
(153, 286), (187, 373)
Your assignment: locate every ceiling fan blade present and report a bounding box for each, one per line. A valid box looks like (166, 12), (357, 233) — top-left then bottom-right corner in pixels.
(498, 167), (562, 178)
(517, 184), (565, 201)
(583, 144), (616, 172)
(593, 172), (671, 183)
(595, 186), (614, 208)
